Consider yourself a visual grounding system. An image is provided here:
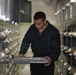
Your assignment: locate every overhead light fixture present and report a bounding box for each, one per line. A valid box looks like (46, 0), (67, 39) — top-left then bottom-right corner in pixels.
(71, 0), (76, 2)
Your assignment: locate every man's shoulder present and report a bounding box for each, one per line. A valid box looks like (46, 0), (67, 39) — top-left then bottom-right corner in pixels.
(28, 24), (35, 30)
(29, 24), (35, 29)
(49, 23), (59, 32)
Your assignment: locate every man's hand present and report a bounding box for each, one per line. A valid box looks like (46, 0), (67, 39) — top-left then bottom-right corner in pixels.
(16, 54), (24, 57)
(44, 56), (51, 66)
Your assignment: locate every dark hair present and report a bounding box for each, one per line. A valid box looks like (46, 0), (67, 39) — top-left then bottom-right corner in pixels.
(34, 11), (46, 20)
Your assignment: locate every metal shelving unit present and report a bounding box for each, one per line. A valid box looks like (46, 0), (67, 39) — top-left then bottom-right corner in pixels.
(55, 0), (76, 75)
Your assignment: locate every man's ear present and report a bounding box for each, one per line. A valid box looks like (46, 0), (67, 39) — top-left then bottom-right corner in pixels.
(44, 20), (47, 23)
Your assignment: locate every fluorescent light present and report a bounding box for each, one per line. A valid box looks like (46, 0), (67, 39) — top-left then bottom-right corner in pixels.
(71, 0), (76, 2)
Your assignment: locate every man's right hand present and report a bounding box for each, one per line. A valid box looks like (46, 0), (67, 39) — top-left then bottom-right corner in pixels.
(16, 54), (24, 57)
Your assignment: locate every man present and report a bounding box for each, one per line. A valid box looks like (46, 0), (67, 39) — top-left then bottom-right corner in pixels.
(18, 11), (61, 75)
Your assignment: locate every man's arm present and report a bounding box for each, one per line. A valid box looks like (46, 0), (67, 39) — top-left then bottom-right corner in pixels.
(18, 27), (31, 56)
(44, 31), (61, 66)
(50, 32), (61, 62)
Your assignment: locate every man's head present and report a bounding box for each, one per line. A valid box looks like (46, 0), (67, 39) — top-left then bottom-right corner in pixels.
(34, 11), (46, 20)
(33, 11), (47, 31)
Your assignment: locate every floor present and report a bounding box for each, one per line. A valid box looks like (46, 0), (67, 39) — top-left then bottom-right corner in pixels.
(19, 48), (33, 75)
(19, 64), (31, 75)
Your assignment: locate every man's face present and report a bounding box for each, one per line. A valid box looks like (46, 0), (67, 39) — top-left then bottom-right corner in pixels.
(34, 19), (46, 31)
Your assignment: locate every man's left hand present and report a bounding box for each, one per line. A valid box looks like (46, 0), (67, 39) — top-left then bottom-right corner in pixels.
(44, 56), (51, 66)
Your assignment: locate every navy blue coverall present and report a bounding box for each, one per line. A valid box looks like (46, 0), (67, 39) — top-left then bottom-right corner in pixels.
(19, 21), (61, 75)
